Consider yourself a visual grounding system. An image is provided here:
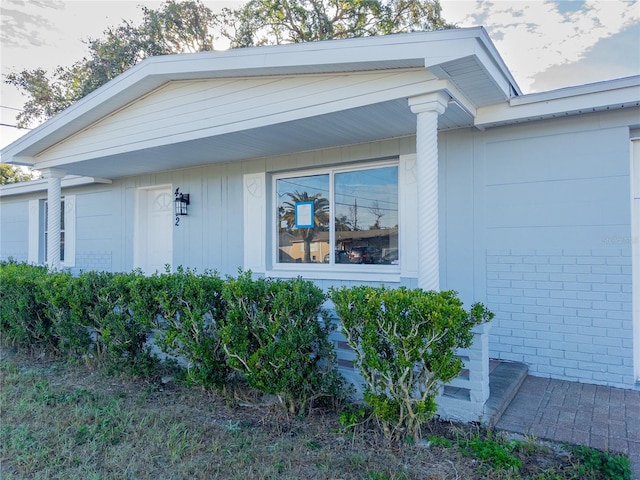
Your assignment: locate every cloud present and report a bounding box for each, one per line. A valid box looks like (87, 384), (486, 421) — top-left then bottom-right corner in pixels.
(441, 0), (640, 92)
(0, 0), (64, 48)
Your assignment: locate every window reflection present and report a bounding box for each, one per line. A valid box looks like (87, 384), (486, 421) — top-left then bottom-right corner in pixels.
(276, 165), (399, 267)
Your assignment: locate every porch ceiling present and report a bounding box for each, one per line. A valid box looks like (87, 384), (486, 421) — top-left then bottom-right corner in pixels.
(38, 99), (472, 179)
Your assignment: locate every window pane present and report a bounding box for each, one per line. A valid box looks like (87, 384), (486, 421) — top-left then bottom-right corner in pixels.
(334, 166), (398, 265)
(277, 174), (330, 263)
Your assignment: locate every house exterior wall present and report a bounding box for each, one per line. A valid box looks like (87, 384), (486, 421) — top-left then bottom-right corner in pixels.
(439, 108), (636, 389)
(1, 108), (637, 390)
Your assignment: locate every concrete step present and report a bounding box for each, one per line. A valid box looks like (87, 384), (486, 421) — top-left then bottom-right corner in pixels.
(485, 360), (528, 427)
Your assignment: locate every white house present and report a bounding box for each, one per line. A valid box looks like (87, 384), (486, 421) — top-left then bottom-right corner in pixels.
(1, 27), (639, 421)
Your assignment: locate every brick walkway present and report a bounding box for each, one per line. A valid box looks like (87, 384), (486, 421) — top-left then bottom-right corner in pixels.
(495, 376), (640, 479)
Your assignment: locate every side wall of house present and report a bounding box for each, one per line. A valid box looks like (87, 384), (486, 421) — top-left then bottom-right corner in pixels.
(440, 109), (636, 389)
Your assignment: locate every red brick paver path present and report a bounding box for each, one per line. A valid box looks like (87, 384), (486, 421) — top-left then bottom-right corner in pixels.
(495, 376), (640, 479)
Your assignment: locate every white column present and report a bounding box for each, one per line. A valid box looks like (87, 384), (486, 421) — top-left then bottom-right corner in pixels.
(409, 92), (449, 291)
(41, 168), (66, 270)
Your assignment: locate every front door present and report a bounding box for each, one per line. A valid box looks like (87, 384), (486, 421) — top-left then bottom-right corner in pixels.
(134, 185), (173, 274)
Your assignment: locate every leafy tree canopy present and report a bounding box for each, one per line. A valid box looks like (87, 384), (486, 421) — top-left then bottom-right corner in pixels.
(0, 164), (37, 185)
(5, 0), (452, 128)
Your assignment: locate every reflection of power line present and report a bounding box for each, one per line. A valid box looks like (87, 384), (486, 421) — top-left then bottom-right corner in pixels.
(278, 177), (398, 207)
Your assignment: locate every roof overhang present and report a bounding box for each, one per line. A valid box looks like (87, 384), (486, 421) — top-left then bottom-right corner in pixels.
(1, 27), (519, 174)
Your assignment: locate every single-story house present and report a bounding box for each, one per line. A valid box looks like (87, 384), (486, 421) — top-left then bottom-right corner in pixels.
(1, 27), (639, 421)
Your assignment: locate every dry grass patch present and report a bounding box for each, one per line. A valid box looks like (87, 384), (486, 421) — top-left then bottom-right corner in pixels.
(0, 348), (630, 480)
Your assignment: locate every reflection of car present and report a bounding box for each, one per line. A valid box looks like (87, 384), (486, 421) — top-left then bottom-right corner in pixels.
(349, 246), (381, 264)
(324, 250), (350, 264)
(378, 249), (399, 265)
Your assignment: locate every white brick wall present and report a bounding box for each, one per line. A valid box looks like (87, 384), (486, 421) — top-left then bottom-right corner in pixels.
(74, 251), (113, 273)
(487, 248), (634, 388)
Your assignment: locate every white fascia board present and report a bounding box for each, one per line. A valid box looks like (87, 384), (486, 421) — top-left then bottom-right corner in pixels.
(1, 28), (499, 163)
(475, 77), (640, 127)
(0, 175), (112, 198)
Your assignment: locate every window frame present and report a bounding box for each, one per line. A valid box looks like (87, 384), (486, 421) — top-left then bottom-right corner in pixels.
(28, 195), (76, 268)
(270, 159), (401, 279)
(44, 199), (66, 264)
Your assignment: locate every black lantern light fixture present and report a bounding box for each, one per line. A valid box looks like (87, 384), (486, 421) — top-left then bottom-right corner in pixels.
(174, 187), (190, 216)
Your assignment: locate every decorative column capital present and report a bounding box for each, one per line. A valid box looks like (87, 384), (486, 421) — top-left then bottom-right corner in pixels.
(408, 91), (450, 116)
(40, 168), (66, 179)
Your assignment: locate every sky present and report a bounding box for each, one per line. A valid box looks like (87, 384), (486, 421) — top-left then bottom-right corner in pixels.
(1, 0), (639, 150)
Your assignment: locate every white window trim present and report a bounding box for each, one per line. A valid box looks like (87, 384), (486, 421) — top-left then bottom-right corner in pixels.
(27, 195), (76, 268)
(243, 156), (418, 283)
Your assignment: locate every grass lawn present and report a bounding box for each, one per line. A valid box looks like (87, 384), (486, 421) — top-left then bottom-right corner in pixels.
(0, 348), (631, 480)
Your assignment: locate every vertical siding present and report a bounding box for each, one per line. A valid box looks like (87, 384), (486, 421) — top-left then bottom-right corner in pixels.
(446, 116), (635, 389)
(0, 199), (29, 262)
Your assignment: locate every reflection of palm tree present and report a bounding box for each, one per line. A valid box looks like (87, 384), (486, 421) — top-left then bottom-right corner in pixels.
(282, 191), (329, 263)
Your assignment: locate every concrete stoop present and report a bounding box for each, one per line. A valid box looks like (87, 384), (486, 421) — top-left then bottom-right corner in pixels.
(484, 360), (529, 427)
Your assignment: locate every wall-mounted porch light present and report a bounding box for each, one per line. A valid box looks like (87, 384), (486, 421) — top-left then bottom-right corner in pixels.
(174, 188), (190, 216)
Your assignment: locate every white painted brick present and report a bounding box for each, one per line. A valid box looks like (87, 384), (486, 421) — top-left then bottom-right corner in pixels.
(592, 301), (622, 311)
(606, 327), (632, 338)
(606, 311), (631, 320)
(592, 265), (622, 274)
(577, 343), (608, 355)
(577, 291), (606, 301)
(535, 281), (563, 290)
(591, 248), (622, 257)
(577, 273), (606, 283)
(497, 272), (524, 280)
(549, 273), (577, 282)
(537, 331), (561, 341)
(524, 338), (550, 349)
(527, 321), (552, 332)
(551, 358), (578, 368)
(487, 263), (511, 272)
(593, 354), (623, 366)
(511, 264), (536, 272)
(562, 282), (591, 291)
(565, 351), (592, 362)
(512, 297), (537, 306)
(512, 346), (537, 355)
(511, 280), (536, 289)
(563, 299), (592, 309)
(550, 324), (578, 334)
(606, 256), (631, 265)
(524, 355), (549, 366)
(499, 287), (524, 297)
(535, 264), (563, 273)
(523, 272), (550, 281)
(577, 256), (605, 265)
(592, 318), (621, 330)
(523, 288), (549, 297)
(563, 249), (591, 256)
(524, 305), (550, 315)
(562, 265), (592, 274)
(523, 256), (548, 264)
(564, 333), (593, 345)
(550, 256), (575, 264)
(499, 256), (523, 264)
(537, 364), (566, 376)
(498, 304), (523, 313)
(564, 367), (592, 380)
(549, 306), (578, 316)
(549, 340), (577, 351)
(592, 283), (621, 292)
(536, 348), (564, 359)
(502, 336), (524, 346)
(550, 290), (577, 299)
(535, 249), (563, 256)
(592, 372), (623, 384)
(536, 298), (563, 307)
(606, 274), (632, 284)
(488, 279), (511, 288)
(606, 364), (634, 375)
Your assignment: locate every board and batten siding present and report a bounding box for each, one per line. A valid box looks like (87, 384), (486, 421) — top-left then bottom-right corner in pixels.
(440, 110), (636, 389)
(35, 70), (437, 166)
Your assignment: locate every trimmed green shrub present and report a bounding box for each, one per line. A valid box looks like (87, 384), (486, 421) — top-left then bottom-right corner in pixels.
(0, 261), (55, 351)
(221, 272), (344, 414)
(150, 267), (230, 389)
(80, 271), (158, 376)
(330, 286), (493, 442)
